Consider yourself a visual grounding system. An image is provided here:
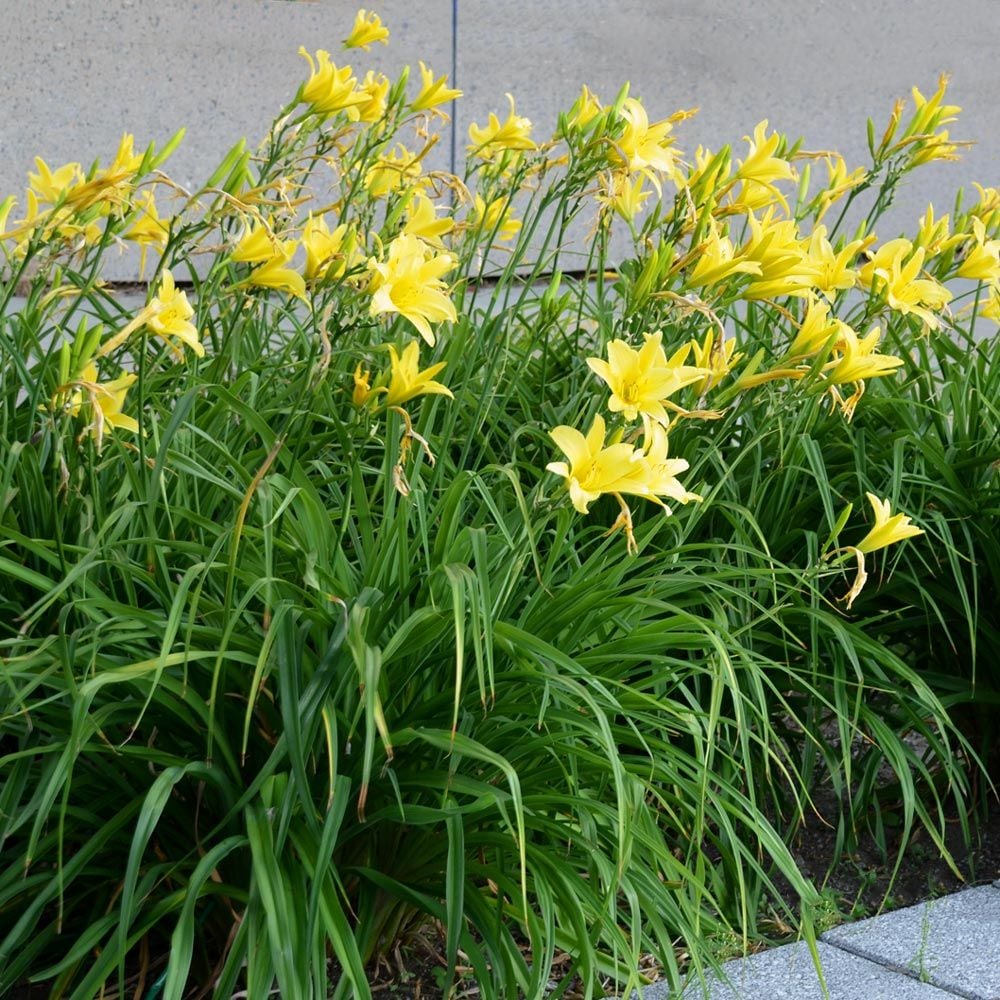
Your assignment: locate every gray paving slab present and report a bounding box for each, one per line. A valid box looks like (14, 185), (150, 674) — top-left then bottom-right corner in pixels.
(626, 940), (956, 999)
(1, 0), (453, 279)
(822, 884), (1000, 1000)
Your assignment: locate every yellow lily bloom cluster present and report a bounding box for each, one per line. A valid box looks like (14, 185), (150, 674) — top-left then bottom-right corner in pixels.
(0, 133), (171, 256)
(549, 329), (711, 547)
(858, 239), (952, 330)
(365, 144), (426, 199)
(547, 414), (699, 519)
(231, 222), (307, 299)
(11, 7), (979, 540)
(56, 267), (198, 445)
(737, 298), (904, 419)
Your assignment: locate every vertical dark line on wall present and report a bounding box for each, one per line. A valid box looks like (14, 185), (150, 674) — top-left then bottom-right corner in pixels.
(449, 0), (458, 179)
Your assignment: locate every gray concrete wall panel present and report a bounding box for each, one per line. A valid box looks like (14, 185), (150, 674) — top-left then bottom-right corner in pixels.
(3, 1), (998, 278)
(0, 0), (453, 278)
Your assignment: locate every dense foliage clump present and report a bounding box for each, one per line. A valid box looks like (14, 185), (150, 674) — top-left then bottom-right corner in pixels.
(1, 12), (997, 998)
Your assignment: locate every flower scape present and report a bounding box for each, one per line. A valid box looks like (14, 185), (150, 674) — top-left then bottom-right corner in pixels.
(0, 11), (998, 1000)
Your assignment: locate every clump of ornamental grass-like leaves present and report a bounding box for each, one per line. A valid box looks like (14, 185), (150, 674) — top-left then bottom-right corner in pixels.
(0, 11), (997, 999)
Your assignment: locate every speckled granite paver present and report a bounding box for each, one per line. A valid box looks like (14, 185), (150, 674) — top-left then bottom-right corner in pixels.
(626, 939), (956, 999)
(822, 885), (1000, 1000)
(617, 885), (1000, 999)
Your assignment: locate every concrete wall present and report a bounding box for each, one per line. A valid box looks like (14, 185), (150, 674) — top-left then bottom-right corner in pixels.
(3, 0), (998, 278)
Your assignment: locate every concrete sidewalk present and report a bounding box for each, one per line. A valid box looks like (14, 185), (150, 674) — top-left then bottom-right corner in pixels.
(640, 883), (1000, 1000)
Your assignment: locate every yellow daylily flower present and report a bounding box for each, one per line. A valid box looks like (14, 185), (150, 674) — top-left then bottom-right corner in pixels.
(815, 155), (867, 222)
(546, 413), (653, 514)
(247, 246), (307, 299)
(403, 191), (454, 249)
(382, 341), (453, 407)
(68, 362), (140, 450)
(735, 120), (796, 212)
(352, 364), (374, 407)
(27, 157), (84, 204)
(914, 204), (963, 257)
(956, 217), (1000, 282)
(50, 133), (147, 217)
(896, 76), (968, 166)
(882, 77), (970, 167)
(298, 48), (367, 115)
(857, 238), (913, 288)
(0, 195), (14, 236)
(124, 189), (169, 277)
(349, 70), (391, 123)
(410, 61), (462, 114)
(613, 97), (682, 193)
(368, 234), (457, 346)
(586, 331), (707, 425)
(823, 324), (903, 385)
(597, 171), (652, 224)
(728, 178), (787, 215)
(640, 422), (702, 512)
(365, 144), (423, 199)
(839, 494), (924, 608)
(684, 220), (762, 290)
(124, 190), (168, 247)
(806, 226), (864, 300)
(970, 184), (1000, 230)
(910, 131), (963, 166)
(904, 75), (961, 140)
(95, 268), (200, 359)
(969, 284), (1000, 324)
(228, 222), (306, 298)
(872, 244), (952, 328)
(786, 299), (839, 360)
(104, 132), (145, 177)
(740, 209), (818, 300)
(565, 85), (602, 131)
(688, 329), (743, 394)
(685, 144), (732, 209)
(470, 194), (521, 241)
(231, 222), (291, 264)
(856, 492), (924, 554)
(819, 322), (904, 420)
(148, 269), (204, 357)
(302, 213), (350, 280)
(737, 120), (796, 186)
(468, 94), (535, 159)
(343, 8), (389, 50)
